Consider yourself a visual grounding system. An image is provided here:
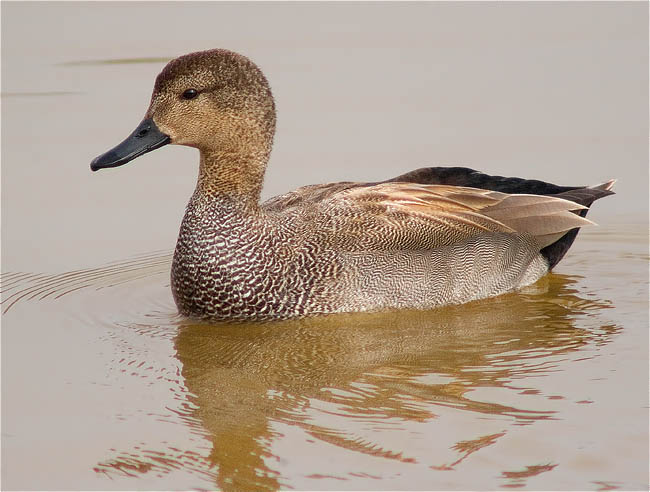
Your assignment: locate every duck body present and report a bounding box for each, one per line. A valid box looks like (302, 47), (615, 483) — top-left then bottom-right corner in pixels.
(91, 49), (614, 321)
(170, 167), (610, 321)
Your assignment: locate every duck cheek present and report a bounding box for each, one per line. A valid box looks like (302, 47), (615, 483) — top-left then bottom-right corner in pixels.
(151, 119), (181, 144)
(169, 125), (210, 149)
(165, 132), (198, 148)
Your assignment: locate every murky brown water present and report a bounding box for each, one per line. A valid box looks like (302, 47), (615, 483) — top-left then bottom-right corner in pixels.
(2, 2), (648, 490)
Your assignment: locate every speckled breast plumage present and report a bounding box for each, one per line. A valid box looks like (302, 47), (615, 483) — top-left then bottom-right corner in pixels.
(171, 192), (345, 321)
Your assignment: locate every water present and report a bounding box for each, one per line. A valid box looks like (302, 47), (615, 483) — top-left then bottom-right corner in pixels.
(2, 3), (648, 490)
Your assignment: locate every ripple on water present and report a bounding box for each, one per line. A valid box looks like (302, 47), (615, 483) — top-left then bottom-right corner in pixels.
(0, 250), (173, 314)
(163, 273), (622, 490)
(1, 250), (632, 490)
(58, 57), (172, 66)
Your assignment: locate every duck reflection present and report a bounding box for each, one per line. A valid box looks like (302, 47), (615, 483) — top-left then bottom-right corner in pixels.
(172, 273), (618, 490)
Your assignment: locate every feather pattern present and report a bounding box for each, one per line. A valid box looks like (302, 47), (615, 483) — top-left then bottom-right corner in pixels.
(266, 182), (595, 251)
(91, 49), (616, 320)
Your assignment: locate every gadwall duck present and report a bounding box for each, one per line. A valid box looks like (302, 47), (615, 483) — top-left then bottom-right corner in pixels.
(91, 49), (614, 321)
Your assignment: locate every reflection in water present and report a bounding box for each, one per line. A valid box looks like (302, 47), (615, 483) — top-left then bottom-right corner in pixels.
(93, 274), (618, 490)
(500, 463), (557, 487)
(94, 447), (218, 483)
(431, 432), (505, 471)
(58, 57), (172, 66)
(2, 251), (622, 489)
(0, 91), (84, 97)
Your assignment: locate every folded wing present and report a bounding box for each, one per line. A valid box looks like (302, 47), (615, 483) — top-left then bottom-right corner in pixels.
(320, 182), (594, 251)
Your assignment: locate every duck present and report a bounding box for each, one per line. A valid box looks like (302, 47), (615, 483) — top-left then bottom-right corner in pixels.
(91, 48), (615, 321)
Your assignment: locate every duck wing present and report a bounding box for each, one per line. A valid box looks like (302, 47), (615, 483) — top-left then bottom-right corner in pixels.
(312, 182), (594, 252)
(263, 166), (614, 212)
(263, 181), (364, 213)
(384, 167), (615, 265)
(263, 167), (613, 262)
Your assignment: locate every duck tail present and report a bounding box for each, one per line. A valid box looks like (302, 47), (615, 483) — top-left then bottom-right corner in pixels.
(539, 180), (616, 269)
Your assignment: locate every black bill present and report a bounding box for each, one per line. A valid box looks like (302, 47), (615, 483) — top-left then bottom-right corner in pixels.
(90, 118), (170, 171)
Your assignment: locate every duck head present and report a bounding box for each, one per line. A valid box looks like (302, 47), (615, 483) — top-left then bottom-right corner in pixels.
(91, 49), (276, 199)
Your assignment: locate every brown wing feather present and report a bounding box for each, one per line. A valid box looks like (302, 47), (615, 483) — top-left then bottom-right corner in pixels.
(330, 183), (594, 250)
(262, 182), (360, 212)
(264, 180), (595, 251)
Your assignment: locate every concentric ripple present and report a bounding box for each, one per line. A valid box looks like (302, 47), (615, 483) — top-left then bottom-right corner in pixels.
(1, 251), (173, 314)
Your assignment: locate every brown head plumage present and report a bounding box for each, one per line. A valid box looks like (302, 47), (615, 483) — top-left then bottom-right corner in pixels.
(148, 49), (276, 150)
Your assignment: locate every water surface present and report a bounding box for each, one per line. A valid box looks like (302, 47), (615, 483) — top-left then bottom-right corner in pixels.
(2, 2), (648, 490)
(2, 226), (648, 490)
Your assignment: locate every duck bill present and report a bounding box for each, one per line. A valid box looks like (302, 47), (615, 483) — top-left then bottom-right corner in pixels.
(90, 118), (170, 171)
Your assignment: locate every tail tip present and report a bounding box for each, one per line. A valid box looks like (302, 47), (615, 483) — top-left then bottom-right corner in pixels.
(591, 179), (616, 192)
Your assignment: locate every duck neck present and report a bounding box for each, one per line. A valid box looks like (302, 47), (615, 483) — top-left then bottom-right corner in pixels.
(196, 147), (270, 208)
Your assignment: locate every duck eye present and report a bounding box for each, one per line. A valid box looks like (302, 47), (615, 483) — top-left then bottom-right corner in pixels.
(182, 88), (199, 100)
